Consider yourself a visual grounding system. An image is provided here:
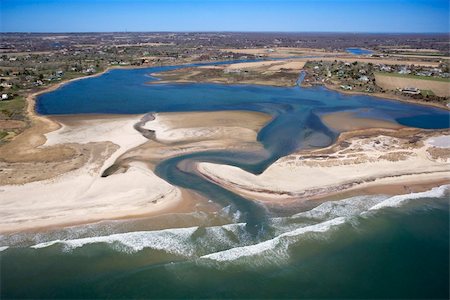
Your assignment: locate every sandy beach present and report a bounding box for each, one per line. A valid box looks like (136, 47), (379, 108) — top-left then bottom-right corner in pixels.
(197, 128), (450, 202)
(0, 60), (448, 234)
(0, 110), (271, 233)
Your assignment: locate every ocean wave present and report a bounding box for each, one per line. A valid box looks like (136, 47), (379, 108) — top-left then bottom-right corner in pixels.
(31, 226), (200, 256)
(24, 185), (449, 262)
(199, 185), (449, 265)
(294, 195), (387, 220)
(369, 185), (449, 211)
(29, 223), (250, 257)
(200, 217), (346, 264)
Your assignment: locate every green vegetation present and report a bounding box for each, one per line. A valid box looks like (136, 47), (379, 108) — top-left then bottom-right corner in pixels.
(0, 130), (8, 140)
(421, 90), (435, 97)
(0, 96), (26, 120)
(375, 72), (450, 82)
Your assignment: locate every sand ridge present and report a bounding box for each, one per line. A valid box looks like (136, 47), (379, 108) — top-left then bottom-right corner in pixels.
(0, 110), (272, 233)
(197, 128), (450, 202)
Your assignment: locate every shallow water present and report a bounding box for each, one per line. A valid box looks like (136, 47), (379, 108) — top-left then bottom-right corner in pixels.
(38, 63), (449, 225)
(1, 189), (448, 298)
(346, 47), (374, 55)
(1, 62), (449, 298)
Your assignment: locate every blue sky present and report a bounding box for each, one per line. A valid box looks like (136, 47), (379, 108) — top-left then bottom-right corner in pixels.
(1, 0), (449, 33)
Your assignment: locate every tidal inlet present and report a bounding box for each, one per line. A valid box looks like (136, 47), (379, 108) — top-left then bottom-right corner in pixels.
(1, 2), (450, 299)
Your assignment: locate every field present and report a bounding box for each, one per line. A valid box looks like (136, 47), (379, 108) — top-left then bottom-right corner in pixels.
(0, 96), (28, 143)
(375, 73), (450, 97)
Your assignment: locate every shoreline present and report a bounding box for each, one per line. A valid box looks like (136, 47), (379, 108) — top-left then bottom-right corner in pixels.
(0, 110), (271, 234)
(1, 60), (449, 234)
(196, 127), (450, 203)
(321, 83), (450, 111)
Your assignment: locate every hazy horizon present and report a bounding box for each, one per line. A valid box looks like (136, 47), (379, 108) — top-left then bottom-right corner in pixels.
(1, 0), (449, 33)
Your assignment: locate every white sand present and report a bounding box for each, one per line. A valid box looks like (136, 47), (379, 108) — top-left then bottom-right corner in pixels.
(0, 111), (270, 233)
(44, 115), (148, 173)
(0, 115), (181, 233)
(143, 113), (258, 143)
(426, 135), (450, 148)
(198, 134), (450, 201)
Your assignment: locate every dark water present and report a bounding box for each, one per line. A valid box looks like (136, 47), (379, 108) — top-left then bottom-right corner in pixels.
(1, 62), (449, 298)
(1, 195), (448, 299)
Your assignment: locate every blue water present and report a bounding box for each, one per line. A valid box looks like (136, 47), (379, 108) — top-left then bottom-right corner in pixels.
(37, 64), (448, 131)
(4, 62), (448, 298)
(346, 47), (374, 55)
(35, 63), (449, 229)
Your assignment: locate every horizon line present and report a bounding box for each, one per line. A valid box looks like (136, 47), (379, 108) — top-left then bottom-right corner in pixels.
(1, 30), (449, 35)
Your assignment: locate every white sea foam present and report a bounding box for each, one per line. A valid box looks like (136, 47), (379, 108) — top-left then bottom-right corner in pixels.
(26, 185), (449, 262)
(369, 185), (449, 211)
(294, 195), (387, 220)
(200, 217), (346, 263)
(29, 223), (249, 256)
(31, 226), (200, 256)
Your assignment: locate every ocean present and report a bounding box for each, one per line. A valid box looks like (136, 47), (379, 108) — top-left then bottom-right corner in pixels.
(1, 62), (449, 298)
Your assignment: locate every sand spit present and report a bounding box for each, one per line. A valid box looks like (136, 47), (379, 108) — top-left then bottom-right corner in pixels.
(321, 110), (404, 132)
(0, 114), (183, 233)
(0, 110), (271, 233)
(143, 111), (270, 144)
(104, 111), (272, 171)
(198, 129), (450, 202)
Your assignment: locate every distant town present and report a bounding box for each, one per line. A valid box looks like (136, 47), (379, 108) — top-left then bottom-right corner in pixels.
(1, 32), (449, 143)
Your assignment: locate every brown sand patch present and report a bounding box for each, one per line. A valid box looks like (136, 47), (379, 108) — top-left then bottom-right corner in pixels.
(375, 73), (450, 97)
(0, 120), (27, 129)
(321, 111), (403, 132)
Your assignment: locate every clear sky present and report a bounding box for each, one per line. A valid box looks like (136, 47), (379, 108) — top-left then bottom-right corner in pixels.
(1, 0), (449, 33)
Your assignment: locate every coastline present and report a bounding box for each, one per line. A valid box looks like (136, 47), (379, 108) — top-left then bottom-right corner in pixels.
(196, 127), (450, 203)
(0, 110), (271, 234)
(321, 83), (450, 111)
(1, 60), (449, 234)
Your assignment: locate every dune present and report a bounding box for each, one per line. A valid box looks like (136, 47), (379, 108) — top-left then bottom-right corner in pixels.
(197, 130), (450, 202)
(0, 110), (271, 233)
(0, 115), (181, 233)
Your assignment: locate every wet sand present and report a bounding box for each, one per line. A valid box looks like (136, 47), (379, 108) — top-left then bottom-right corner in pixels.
(197, 128), (450, 203)
(0, 110), (271, 233)
(1, 60), (448, 234)
(321, 110), (404, 132)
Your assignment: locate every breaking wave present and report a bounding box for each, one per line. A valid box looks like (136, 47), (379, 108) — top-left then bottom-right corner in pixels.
(30, 223), (252, 257)
(15, 185), (449, 266)
(369, 185), (449, 211)
(200, 217), (346, 265)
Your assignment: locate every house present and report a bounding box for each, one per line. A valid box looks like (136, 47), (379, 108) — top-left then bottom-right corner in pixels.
(1, 93), (9, 100)
(359, 75), (369, 82)
(398, 67), (411, 74)
(416, 71), (432, 77)
(84, 67), (96, 74)
(399, 87), (420, 95)
(0, 82), (12, 88)
(380, 65), (392, 72)
(224, 69), (241, 74)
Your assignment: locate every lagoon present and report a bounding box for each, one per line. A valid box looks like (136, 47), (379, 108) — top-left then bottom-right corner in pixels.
(2, 62), (449, 298)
